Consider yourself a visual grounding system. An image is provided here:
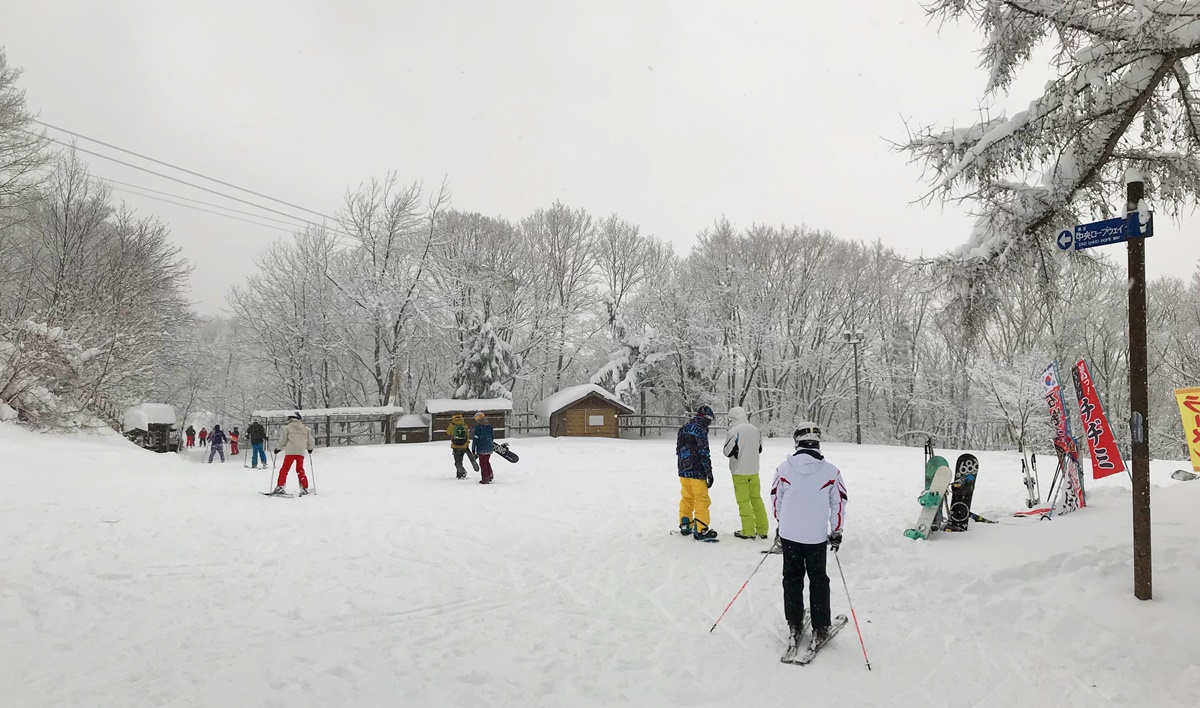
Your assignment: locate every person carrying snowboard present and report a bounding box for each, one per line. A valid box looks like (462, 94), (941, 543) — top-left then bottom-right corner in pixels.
(230, 427), (240, 456)
(207, 424), (228, 463)
(199, 427), (208, 447)
(677, 405), (717, 541)
(471, 412), (495, 484)
(447, 414), (476, 480)
(272, 412), (315, 495)
(185, 425), (196, 448)
(723, 406), (769, 540)
(770, 422), (848, 650)
(247, 419), (268, 469)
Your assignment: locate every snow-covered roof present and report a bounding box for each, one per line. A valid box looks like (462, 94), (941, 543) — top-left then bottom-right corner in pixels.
(123, 403), (176, 432)
(394, 414), (430, 429)
(534, 384), (634, 419)
(251, 406), (405, 418)
(424, 398), (513, 415)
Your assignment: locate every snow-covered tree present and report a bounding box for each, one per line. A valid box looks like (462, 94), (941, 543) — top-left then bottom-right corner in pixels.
(906, 0), (1200, 332)
(453, 317), (519, 399)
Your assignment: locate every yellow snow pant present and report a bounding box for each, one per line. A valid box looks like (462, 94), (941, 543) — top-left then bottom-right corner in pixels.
(732, 473), (770, 536)
(679, 477), (711, 531)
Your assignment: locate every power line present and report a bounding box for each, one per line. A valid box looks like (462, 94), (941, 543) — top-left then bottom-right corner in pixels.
(104, 177), (327, 232)
(39, 134), (344, 235)
(33, 118), (338, 222)
(108, 184), (306, 236)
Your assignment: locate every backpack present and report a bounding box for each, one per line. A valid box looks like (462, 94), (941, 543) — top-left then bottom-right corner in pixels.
(452, 425), (467, 444)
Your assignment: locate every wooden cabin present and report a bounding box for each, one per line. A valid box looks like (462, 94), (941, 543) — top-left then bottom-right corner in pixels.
(394, 414), (431, 443)
(122, 403), (179, 452)
(425, 398), (512, 441)
(534, 384), (634, 438)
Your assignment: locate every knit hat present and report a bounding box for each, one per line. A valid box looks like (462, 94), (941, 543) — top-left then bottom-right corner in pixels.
(474, 412), (487, 421)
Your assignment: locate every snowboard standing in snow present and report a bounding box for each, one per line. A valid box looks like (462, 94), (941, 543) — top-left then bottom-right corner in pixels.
(944, 454), (980, 532)
(904, 456), (953, 539)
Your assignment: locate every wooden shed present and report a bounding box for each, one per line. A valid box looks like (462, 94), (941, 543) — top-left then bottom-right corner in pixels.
(394, 414), (431, 443)
(122, 403), (179, 453)
(534, 384), (634, 438)
(425, 398), (512, 442)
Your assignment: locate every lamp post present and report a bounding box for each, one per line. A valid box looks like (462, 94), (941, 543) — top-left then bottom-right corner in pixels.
(842, 328), (864, 444)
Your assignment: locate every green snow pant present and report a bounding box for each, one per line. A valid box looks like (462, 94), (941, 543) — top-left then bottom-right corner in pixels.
(732, 473), (770, 536)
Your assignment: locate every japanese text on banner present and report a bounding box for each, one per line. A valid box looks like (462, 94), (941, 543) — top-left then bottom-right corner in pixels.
(1072, 360), (1126, 480)
(1174, 387), (1200, 473)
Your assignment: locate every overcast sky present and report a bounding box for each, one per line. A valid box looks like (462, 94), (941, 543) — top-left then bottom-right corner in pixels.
(3, 0), (1197, 315)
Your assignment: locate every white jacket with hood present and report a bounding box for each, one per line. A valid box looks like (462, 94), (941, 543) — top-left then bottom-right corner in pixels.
(278, 418), (316, 456)
(722, 407), (762, 475)
(770, 449), (848, 544)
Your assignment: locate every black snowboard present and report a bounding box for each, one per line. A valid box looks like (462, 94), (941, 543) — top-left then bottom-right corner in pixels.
(945, 454), (980, 532)
(493, 442), (519, 463)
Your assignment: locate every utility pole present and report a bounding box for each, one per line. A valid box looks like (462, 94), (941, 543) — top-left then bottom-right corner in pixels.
(1126, 170), (1152, 601)
(842, 328), (864, 444)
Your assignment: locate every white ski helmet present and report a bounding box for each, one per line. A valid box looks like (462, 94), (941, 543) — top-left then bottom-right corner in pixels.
(793, 421), (821, 448)
(288, 411), (302, 421)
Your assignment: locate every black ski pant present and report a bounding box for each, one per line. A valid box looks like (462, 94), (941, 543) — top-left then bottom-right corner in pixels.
(453, 448), (468, 478)
(781, 538), (831, 631)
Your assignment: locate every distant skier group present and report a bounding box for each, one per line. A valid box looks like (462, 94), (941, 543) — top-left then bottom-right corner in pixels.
(677, 404), (849, 655)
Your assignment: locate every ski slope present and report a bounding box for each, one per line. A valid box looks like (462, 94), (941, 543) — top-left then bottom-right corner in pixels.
(3, 422), (1198, 707)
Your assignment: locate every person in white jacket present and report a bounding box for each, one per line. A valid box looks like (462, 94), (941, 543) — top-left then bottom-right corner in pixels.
(770, 421), (847, 647)
(722, 406), (769, 540)
(271, 412), (316, 496)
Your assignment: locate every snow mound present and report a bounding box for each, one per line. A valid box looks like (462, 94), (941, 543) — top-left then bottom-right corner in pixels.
(122, 403), (176, 432)
(424, 398), (513, 415)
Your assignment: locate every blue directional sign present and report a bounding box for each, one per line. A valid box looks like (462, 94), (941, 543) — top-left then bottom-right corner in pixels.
(1058, 212), (1154, 251)
(1074, 216), (1128, 250)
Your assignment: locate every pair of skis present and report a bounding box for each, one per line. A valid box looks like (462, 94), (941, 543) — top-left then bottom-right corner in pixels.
(780, 612), (850, 665)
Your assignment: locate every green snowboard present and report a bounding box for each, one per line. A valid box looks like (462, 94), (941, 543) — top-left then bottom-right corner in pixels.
(905, 456), (952, 540)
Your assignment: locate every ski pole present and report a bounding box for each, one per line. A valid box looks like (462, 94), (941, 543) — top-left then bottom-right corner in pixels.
(307, 451), (316, 494)
(709, 551), (771, 633)
(833, 551), (872, 671)
(267, 451), (277, 492)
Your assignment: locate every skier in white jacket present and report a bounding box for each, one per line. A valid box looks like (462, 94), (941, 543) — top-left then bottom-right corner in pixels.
(770, 421), (847, 648)
(722, 406), (769, 539)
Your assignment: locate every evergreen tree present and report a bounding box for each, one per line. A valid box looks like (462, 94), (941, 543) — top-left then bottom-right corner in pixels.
(453, 317), (519, 399)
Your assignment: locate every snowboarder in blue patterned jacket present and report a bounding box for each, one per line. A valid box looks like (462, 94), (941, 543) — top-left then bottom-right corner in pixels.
(676, 405), (716, 540)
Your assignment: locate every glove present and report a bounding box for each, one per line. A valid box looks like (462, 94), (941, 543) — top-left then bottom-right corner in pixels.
(828, 530), (843, 552)
(705, 471), (714, 489)
(273, 449), (280, 455)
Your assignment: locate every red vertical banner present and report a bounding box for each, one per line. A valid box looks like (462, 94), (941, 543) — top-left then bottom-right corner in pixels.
(1072, 360), (1127, 480)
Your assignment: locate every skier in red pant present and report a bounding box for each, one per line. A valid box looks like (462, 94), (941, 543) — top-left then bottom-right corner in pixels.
(270, 412), (315, 496)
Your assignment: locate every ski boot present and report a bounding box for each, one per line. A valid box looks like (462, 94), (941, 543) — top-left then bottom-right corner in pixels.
(733, 531), (756, 540)
(759, 534), (769, 539)
(692, 521), (718, 542)
(269, 486), (287, 496)
(298, 487), (310, 496)
(810, 626), (830, 650)
(679, 517), (692, 537)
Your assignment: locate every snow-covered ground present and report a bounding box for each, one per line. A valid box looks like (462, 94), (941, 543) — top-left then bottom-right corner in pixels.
(3, 422), (1198, 707)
